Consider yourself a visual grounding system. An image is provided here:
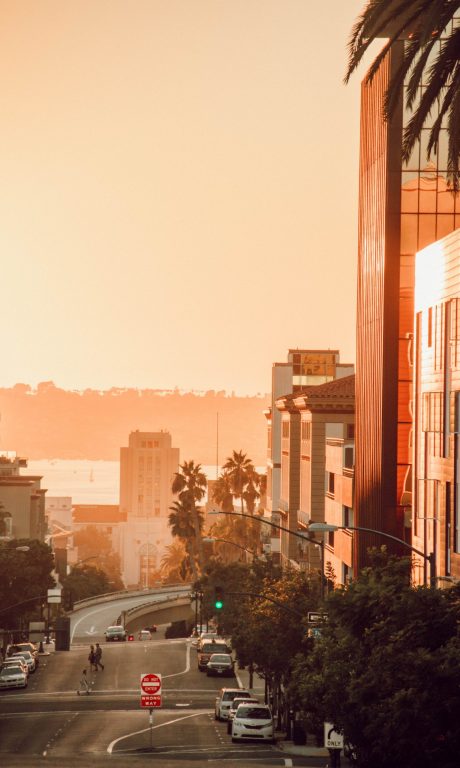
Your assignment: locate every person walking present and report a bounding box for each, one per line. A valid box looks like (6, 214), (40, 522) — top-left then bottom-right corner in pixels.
(88, 645), (97, 672)
(77, 669), (90, 695)
(94, 642), (104, 671)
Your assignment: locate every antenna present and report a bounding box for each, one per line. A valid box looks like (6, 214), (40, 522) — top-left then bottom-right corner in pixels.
(216, 412), (219, 479)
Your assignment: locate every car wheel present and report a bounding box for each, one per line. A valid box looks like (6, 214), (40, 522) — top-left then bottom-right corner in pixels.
(231, 737), (238, 743)
(206, 671), (211, 676)
(214, 712), (219, 721)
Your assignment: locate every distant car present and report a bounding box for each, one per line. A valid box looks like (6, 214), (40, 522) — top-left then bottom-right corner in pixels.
(214, 688), (252, 721)
(7, 643), (39, 667)
(104, 626), (127, 642)
(0, 665), (28, 689)
(227, 697), (259, 733)
(143, 625), (157, 633)
(206, 653), (235, 677)
(198, 640), (230, 671)
(231, 703), (275, 743)
(138, 629), (151, 641)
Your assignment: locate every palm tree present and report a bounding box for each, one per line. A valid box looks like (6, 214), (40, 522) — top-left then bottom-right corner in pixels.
(222, 450), (255, 515)
(346, 0), (460, 190)
(168, 499), (201, 581)
(171, 460), (207, 574)
(0, 503), (11, 537)
(212, 470), (234, 513)
(160, 541), (192, 583)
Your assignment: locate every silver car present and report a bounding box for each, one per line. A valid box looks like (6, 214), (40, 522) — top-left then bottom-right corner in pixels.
(206, 653), (235, 677)
(0, 665), (28, 689)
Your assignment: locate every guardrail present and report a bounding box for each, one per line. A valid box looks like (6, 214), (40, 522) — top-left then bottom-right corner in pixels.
(72, 583), (191, 612)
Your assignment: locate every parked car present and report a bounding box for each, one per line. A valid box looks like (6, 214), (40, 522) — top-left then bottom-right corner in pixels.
(104, 626), (127, 642)
(7, 643), (39, 667)
(214, 688), (252, 721)
(198, 640), (230, 671)
(2, 658), (29, 677)
(10, 651), (36, 674)
(231, 703), (275, 743)
(196, 631), (219, 650)
(227, 697), (259, 733)
(206, 653), (235, 677)
(0, 665), (28, 689)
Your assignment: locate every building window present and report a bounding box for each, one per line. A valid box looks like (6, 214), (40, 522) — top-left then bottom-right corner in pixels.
(343, 506), (354, 528)
(301, 421), (311, 440)
(346, 423), (355, 439)
(282, 421), (290, 438)
(154, 441), (159, 448)
(344, 446), (354, 469)
(328, 531), (335, 548)
(326, 472), (335, 496)
(428, 307), (433, 348)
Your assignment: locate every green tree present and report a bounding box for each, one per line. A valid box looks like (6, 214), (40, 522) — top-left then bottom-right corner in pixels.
(168, 499), (202, 581)
(171, 460), (206, 574)
(61, 564), (112, 603)
(289, 552), (460, 767)
(0, 539), (55, 630)
(212, 470), (234, 513)
(346, 0), (460, 190)
(222, 450), (255, 514)
(0, 502), (11, 536)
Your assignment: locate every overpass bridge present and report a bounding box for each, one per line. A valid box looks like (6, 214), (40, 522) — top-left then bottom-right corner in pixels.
(69, 584), (193, 643)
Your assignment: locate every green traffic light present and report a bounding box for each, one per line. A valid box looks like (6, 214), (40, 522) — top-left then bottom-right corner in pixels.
(215, 600), (223, 610)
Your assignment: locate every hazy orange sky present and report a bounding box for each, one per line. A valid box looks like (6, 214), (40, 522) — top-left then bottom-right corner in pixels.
(1, 1), (371, 395)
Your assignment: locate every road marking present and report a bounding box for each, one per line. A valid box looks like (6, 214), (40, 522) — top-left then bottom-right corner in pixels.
(162, 640), (191, 679)
(107, 711), (207, 754)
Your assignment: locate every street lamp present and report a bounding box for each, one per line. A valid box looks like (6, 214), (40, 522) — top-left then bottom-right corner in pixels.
(208, 510), (325, 599)
(308, 522), (436, 588)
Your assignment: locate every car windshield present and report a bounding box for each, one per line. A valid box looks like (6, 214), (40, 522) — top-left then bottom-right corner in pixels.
(210, 655), (231, 663)
(14, 652), (31, 659)
(237, 706), (271, 719)
(231, 698), (258, 711)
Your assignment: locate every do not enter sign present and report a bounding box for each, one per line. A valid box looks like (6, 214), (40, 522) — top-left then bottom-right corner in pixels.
(141, 673), (162, 696)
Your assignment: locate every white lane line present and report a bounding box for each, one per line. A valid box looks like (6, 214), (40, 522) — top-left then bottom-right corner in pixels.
(107, 711), (207, 754)
(162, 640), (190, 679)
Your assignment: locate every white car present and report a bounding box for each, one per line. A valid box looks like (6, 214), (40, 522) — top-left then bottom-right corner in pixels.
(10, 652), (36, 673)
(0, 665), (28, 689)
(214, 688), (252, 721)
(138, 629), (151, 641)
(232, 703), (275, 743)
(2, 659), (29, 677)
(227, 697), (259, 733)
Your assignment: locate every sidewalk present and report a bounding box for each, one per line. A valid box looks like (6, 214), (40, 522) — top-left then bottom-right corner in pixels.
(235, 665), (342, 760)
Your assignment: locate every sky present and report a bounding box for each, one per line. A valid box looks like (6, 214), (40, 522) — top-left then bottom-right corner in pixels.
(0, 0), (372, 395)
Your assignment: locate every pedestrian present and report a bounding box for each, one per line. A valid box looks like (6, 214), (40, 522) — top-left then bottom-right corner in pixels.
(94, 642), (104, 671)
(77, 669), (90, 695)
(88, 644), (97, 672)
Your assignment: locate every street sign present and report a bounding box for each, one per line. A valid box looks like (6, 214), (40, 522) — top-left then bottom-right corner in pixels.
(141, 694), (162, 708)
(141, 673), (162, 695)
(324, 722), (344, 749)
(47, 588), (62, 604)
(308, 611), (328, 624)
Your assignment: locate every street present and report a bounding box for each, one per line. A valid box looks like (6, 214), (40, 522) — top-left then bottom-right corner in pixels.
(0, 629), (324, 768)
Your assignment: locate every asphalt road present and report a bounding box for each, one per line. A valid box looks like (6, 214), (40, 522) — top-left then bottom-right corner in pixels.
(0, 629), (323, 768)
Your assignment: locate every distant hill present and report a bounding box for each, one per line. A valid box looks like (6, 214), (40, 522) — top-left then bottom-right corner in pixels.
(0, 383), (270, 466)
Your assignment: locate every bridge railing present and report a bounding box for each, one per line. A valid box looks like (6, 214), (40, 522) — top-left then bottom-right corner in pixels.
(72, 583), (191, 612)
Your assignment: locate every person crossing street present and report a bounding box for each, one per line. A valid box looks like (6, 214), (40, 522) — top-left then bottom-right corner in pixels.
(94, 642), (104, 671)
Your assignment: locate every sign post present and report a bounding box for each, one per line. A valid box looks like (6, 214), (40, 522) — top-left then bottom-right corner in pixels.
(324, 722), (344, 768)
(140, 673), (162, 749)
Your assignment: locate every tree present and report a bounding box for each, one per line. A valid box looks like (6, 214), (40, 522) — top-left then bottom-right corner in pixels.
(160, 541), (193, 583)
(346, 0), (460, 190)
(289, 552), (460, 767)
(61, 564), (112, 603)
(168, 499), (202, 581)
(222, 450), (255, 514)
(212, 471), (234, 513)
(0, 539), (55, 630)
(171, 461), (206, 574)
(0, 502), (11, 536)
(72, 526), (124, 589)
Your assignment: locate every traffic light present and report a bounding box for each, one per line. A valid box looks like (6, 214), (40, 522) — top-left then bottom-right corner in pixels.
(214, 586), (224, 610)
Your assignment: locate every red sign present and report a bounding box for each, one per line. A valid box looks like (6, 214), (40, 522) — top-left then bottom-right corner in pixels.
(140, 673), (162, 695)
(141, 694), (162, 708)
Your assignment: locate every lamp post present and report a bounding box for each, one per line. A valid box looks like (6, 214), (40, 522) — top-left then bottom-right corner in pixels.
(208, 510), (325, 599)
(308, 522), (436, 588)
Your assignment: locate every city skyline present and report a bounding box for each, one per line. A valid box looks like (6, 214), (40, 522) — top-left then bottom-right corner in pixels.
(1, 0), (370, 395)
